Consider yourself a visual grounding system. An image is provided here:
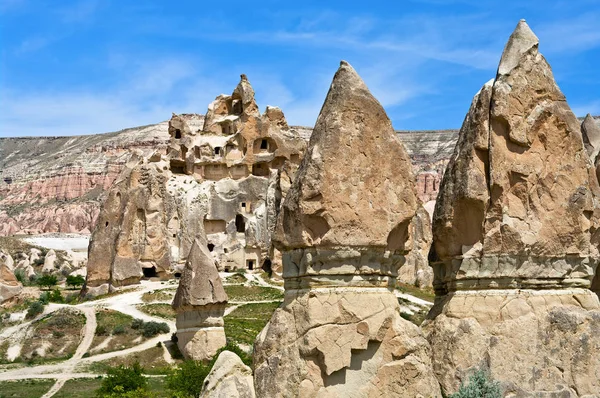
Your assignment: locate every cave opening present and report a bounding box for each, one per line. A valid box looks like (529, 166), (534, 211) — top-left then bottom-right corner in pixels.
(247, 260), (254, 270)
(175, 129), (182, 139)
(235, 214), (245, 233)
(143, 267), (157, 278)
(207, 243), (215, 252)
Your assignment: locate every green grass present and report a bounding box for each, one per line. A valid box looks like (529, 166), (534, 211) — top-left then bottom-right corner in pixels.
(89, 309), (144, 354)
(140, 290), (175, 303)
(84, 346), (176, 376)
(96, 309), (134, 332)
(224, 273), (247, 284)
(224, 285), (283, 302)
(395, 282), (435, 303)
(0, 379), (54, 398)
(137, 304), (176, 320)
(224, 301), (281, 346)
(53, 375), (170, 397)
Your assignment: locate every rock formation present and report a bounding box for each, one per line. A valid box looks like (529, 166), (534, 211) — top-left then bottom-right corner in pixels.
(200, 351), (255, 398)
(0, 255), (22, 303)
(253, 61), (440, 397)
(426, 20), (600, 396)
(84, 152), (176, 295)
(172, 234), (227, 361)
(582, 113), (600, 162)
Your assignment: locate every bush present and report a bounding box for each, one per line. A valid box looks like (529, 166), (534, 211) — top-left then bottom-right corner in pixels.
(66, 274), (85, 289)
(37, 274), (58, 290)
(131, 319), (144, 330)
(449, 369), (502, 398)
(96, 363), (149, 397)
(96, 325), (108, 336)
(49, 289), (63, 303)
(166, 360), (212, 398)
(113, 325), (126, 335)
(14, 269), (27, 285)
(141, 321), (170, 337)
(38, 291), (50, 305)
(217, 342), (252, 368)
(26, 301), (44, 319)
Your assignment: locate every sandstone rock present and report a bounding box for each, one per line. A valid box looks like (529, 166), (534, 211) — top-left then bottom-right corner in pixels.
(582, 113), (600, 161)
(172, 234), (227, 361)
(0, 255), (22, 303)
(254, 61), (440, 397)
(399, 205), (434, 288)
(84, 153), (176, 295)
(426, 20), (600, 396)
(0, 252), (14, 272)
(42, 249), (57, 274)
(200, 350), (255, 398)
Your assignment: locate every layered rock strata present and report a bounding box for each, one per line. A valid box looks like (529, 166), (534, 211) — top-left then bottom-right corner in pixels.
(172, 234), (227, 361)
(426, 20), (600, 396)
(253, 61), (440, 397)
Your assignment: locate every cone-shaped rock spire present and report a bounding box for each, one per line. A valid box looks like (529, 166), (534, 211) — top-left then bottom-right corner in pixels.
(172, 236), (227, 310)
(426, 20), (600, 395)
(275, 60), (417, 250)
(254, 61), (440, 397)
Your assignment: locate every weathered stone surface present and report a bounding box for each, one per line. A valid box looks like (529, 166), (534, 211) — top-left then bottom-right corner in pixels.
(84, 152), (175, 295)
(254, 61), (440, 397)
(426, 20), (600, 396)
(172, 234), (228, 361)
(582, 113), (600, 162)
(431, 20), (599, 294)
(0, 255), (22, 303)
(400, 205), (434, 288)
(42, 249), (57, 274)
(201, 350), (255, 398)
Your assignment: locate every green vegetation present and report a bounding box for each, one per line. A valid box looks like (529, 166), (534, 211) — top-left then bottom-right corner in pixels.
(223, 285), (283, 302)
(165, 342), (250, 398)
(140, 290), (174, 303)
(141, 321), (170, 338)
(21, 308), (86, 362)
(0, 379), (54, 398)
(90, 310), (144, 354)
(395, 282), (435, 303)
(449, 369), (502, 398)
(37, 274), (58, 290)
(85, 346), (174, 376)
(224, 273), (247, 284)
(224, 301), (281, 346)
(56, 377), (168, 398)
(95, 363), (148, 397)
(137, 304), (176, 320)
(26, 300), (45, 319)
(66, 275), (85, 289)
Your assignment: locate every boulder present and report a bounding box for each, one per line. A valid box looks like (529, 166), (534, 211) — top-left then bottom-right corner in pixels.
(172, 234), (228, 361)
(42, 249), (57, 274)
(426, 20), (600, 396)
(254, 61), (440, 397)
(200, 351), (255, 398)
(0, 255), (22, 303)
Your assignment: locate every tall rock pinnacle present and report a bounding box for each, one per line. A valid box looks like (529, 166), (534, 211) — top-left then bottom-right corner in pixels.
(254, 61), (440, 397)
(426, 19), (600, 396)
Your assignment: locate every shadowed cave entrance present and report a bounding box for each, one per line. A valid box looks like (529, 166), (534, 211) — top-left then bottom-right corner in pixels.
(142, 266), (158, 278)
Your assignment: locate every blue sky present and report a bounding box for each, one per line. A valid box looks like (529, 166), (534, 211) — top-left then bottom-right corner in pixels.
(1, 0), (599, 137)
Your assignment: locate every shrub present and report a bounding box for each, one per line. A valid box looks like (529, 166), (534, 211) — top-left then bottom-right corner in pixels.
(166, 360), (212, 398)
(449, 369), (502, 398)
(66, 275), (85, 289)
(113, 325), (126, 335)
(49, 289), (63, 303)
(96, 325), (108, 336)
(26, 301), (44, 319)
(37, 274), (58, 290)
(96, 363), (149, 397)
(14, 269), (27, 285)
(38, 292), (50, 305)
(217, 342), (252, 368)
(131, 319), (144, 330)
(141, 321), (170, 337)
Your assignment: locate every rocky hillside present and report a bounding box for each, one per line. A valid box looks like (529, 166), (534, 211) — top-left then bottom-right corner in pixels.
(2, 115), (597, 236)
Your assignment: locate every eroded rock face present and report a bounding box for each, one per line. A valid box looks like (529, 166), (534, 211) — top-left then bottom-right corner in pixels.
(582, 114), (600, 162)
(172, 234), (227, 361)
(201, 350), (255, 398)
(254, 61), (440, 397)
(426, 20), (600, 396)
(84, 152), (176, 295)
(0, 255), (22, 303)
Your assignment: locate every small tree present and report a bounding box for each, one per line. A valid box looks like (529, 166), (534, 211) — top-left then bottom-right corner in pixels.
(449, 369), (502, 398)
(96, 363), (149, 397)
(66, 275), (85, 289)
(166, 360), (212, 398)
(26, 301), (44, 319)
(37, 274), (58, 290)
